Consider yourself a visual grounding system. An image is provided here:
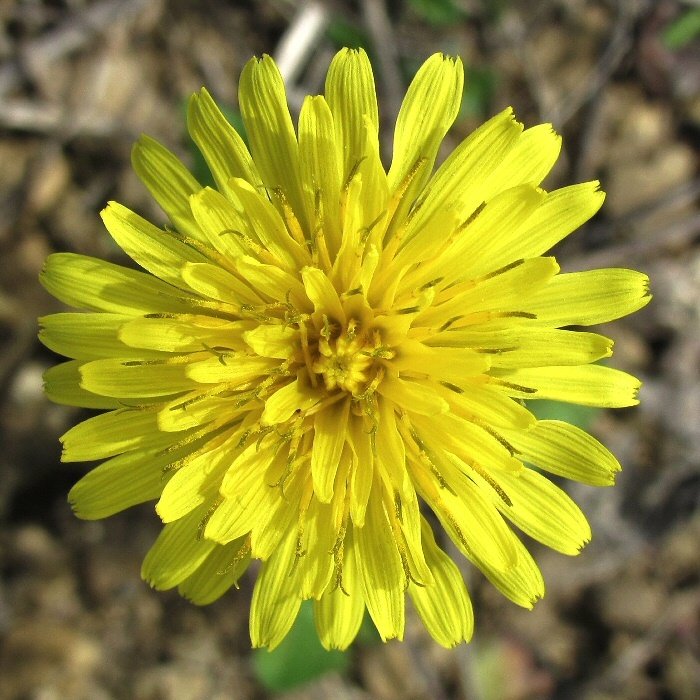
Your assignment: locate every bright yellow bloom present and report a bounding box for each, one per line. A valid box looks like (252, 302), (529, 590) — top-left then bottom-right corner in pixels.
(40, 49), (650, 650)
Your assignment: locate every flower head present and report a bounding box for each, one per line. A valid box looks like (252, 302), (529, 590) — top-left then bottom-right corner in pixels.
(40, 49), (650, 650)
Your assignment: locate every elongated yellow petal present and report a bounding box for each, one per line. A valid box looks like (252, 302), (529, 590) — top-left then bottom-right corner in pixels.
(408, 517), (473, 647)
(377, 373), (449, 416)
(180, 260), (262, 306)
(314, 528), (365, 650)
(43, 360), (122, 409)
(250, 529), (303, 650)
(60, 407), (163, 461)
(491, 466), (591, 554)
(142, 503), (216, 590)
(394, 340), (490, 382)
(80, 356), (199, 398)
(325, 48), (379, 184)
(491, 364), (641, 407)
(483, 123), (561, 193)
(388, 54), (464, 201)
(493, 182), (605, 265)
(503, 420), (621, 486)
(229, 177), (311, 271)
(189, 187), (250, 260)
(402, 108), (522, 245)
(524, 268), (651, 326)
(131, 135), (204, 241)
(298, 95), (343, 258)
(311, 397), (350, 502)
(68, 445), (172, 519)
(261, 373), (322, 425)
(467, 533), (544, 609)
(156, 436), (233, 522)
(120, 314), (252, 353)
(435, 383), (535, 430)
(187, 88), (261, 192)
(101, 202), (208, 290)
(40, 253), (195, 315)
(443, 328), (613, 369)
(353, 482), (405, 641)
(239, 55), (308, 230)
(40, 312), (146, 361)
(243, 324), (298, 359)
(178, 537), (252, 605)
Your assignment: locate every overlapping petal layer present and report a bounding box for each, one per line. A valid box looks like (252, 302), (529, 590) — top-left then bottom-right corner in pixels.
(40, 48), (650, 650)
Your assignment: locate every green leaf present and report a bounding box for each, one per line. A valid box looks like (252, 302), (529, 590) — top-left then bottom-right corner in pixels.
(662, 8), (700, 50)
(460, 66), (498, 119)
(326, 18), (372, 52)
(407, 0), (463, 26)
(253, 599), (350, 692)
(526, 399), (599, 431)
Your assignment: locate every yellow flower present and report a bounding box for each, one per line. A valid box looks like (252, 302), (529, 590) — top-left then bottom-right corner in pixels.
(40, 49), (650, 650)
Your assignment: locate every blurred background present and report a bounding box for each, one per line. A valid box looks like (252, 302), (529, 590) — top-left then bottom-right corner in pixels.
(0, 0), (699, 698)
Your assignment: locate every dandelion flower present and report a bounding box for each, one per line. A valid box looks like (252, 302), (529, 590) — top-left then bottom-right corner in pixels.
(40, 49), (650, 650)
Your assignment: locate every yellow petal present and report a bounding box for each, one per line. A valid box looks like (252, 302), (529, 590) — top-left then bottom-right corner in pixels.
(250, 529), (303, 649)
(302, 266), (346, 324)
(178, 537), (252, 605)
(353, 482), (405, 641)
(189, 187), (250, 260)
(435, 382), (535, 430)
(489, 182), (605, 266)
(229, 177), (310, 271)
(388, 54), (464, 204)
(40, 312), (145, 361)
(392, 340), (489, 384)
(60, 407), (163, 461)
(131, 135), (204, 241)
(238, 55), (308, 230)
(68, 444), (173, 519)
(120, 314), (252, 353)
(483, 123), (561, 193)
(156, 436), (233, 523)
(434, 184), (546, 283)
(142, 503), (216, 590)
(43, 360), (122, 409)
(311, 397), (350, 502)
(502, 419), (621, 486)
(377, 373), (449, 416)
(467, 533), (544, 609)
(185, 354), (276, 385)
(40, 253), (195, 315)
(490, 467), (591, 555)
(314, 528), (365, 650)
(491, 364), (641, 407)
(347, 414), (374, 527)
(402, 108), (523, 246)
(298, 95), (343, 258)
(80, 356), (199, 398)
(101, 202), (208, 290)
(180, 260), (262, 306)
(204, 444), (271, 544)
(444, 328), (613, 369)
(524, 268), (651, 326)
(374, 397), (407, 487)
(243, 324), (299, 359)
(408, 517), (473, 647)
(261, 373), (321, 425)
(324, 48), (379, 184)
(187, 88), (261, 192)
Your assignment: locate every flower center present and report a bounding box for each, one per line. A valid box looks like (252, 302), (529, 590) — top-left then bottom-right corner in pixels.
(312, 321), (374, 394)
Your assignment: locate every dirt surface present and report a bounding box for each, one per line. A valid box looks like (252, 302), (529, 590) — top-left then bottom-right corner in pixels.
(1, 1), (699, 698)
